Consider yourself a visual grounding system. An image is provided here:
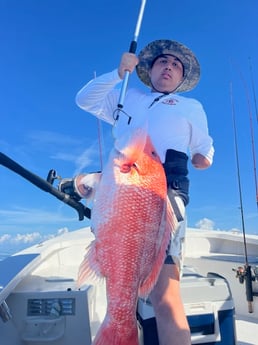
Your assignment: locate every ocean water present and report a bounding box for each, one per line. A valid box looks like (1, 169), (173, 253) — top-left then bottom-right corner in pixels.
(0, 248), (29, 261)
(0, 253), (10, 261)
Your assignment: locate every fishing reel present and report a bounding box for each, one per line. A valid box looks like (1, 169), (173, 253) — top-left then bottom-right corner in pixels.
(233, 264), (258, 313)
(47, 169), (82, 201)
(233, 265), (258, 284)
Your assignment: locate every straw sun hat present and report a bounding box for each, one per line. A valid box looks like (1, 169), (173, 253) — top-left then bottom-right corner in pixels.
(136, 39), (200, 92)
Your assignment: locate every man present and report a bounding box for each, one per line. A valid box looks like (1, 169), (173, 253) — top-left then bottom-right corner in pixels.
(60, 39), (214, 345)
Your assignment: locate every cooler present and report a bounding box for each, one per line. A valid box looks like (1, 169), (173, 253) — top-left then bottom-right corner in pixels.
(137, 270), (237, 345)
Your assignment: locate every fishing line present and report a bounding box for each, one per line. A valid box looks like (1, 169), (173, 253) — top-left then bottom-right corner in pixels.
(230, 59), (258, 207)
(229, 82), (249, 264)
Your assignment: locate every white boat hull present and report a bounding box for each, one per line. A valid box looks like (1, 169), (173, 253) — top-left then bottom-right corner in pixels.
(0, 227), (257, 345)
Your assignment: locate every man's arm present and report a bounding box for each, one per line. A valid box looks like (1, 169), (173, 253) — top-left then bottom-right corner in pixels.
(191, 153), (211, 169)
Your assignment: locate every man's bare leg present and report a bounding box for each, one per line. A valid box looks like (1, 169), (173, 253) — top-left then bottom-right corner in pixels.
(149, 263), (191, 345)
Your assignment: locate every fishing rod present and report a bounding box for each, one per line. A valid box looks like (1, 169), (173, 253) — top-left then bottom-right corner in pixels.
(117, 0), (147, 112)
(230, 59), (258, 207)
(230, 82), (257, 313)
(0, 152), (91, 221)
(249, 57), (258, 123)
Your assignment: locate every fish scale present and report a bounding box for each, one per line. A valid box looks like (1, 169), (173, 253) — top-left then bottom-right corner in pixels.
(78, 133), (177, 345)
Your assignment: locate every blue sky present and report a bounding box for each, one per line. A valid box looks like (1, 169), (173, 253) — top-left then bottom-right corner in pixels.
(0, 0), (258, 254)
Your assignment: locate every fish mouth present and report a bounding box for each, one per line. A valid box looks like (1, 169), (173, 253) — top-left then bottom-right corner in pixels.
(120, 163), (132, 173)
(120, 163), (139, 174)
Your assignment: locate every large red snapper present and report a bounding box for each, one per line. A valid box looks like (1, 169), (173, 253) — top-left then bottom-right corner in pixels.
(78, 130), (177, 345)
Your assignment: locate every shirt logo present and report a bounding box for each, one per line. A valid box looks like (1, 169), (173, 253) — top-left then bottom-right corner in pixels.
(162, 98), (178, 105)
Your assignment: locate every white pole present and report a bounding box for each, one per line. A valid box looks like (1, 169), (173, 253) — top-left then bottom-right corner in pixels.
(117, 0), (147, 109)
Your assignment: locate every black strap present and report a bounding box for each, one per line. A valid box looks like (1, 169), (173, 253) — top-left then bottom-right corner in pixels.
(163, 149), (190, 207)
(163, 149), (188, 176)
(167, 188), (184, 222)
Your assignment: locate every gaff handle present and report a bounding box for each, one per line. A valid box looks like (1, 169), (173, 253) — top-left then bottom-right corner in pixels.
(117, 0), (146, 109)
(129, 40), (137, 54)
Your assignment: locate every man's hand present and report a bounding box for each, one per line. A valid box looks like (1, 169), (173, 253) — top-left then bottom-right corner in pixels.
(118, 52), (139, 79)
(191, 153), (211, 169)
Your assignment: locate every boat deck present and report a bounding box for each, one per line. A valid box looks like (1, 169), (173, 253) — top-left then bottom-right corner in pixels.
(184, 255), (258, 345)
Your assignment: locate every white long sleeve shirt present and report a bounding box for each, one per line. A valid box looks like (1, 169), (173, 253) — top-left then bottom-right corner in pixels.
(76, 69), (214, 164)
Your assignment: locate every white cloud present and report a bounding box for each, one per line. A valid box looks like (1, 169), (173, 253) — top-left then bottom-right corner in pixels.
(0, 228), (69, 245)
(195, 218), (215, 230)
(74, 146), (99, 174)
(0, 234), (11, 244)
(0, 227), (70, 257)
(12, 232), (43, 244)
(50, 145), (98, 171)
